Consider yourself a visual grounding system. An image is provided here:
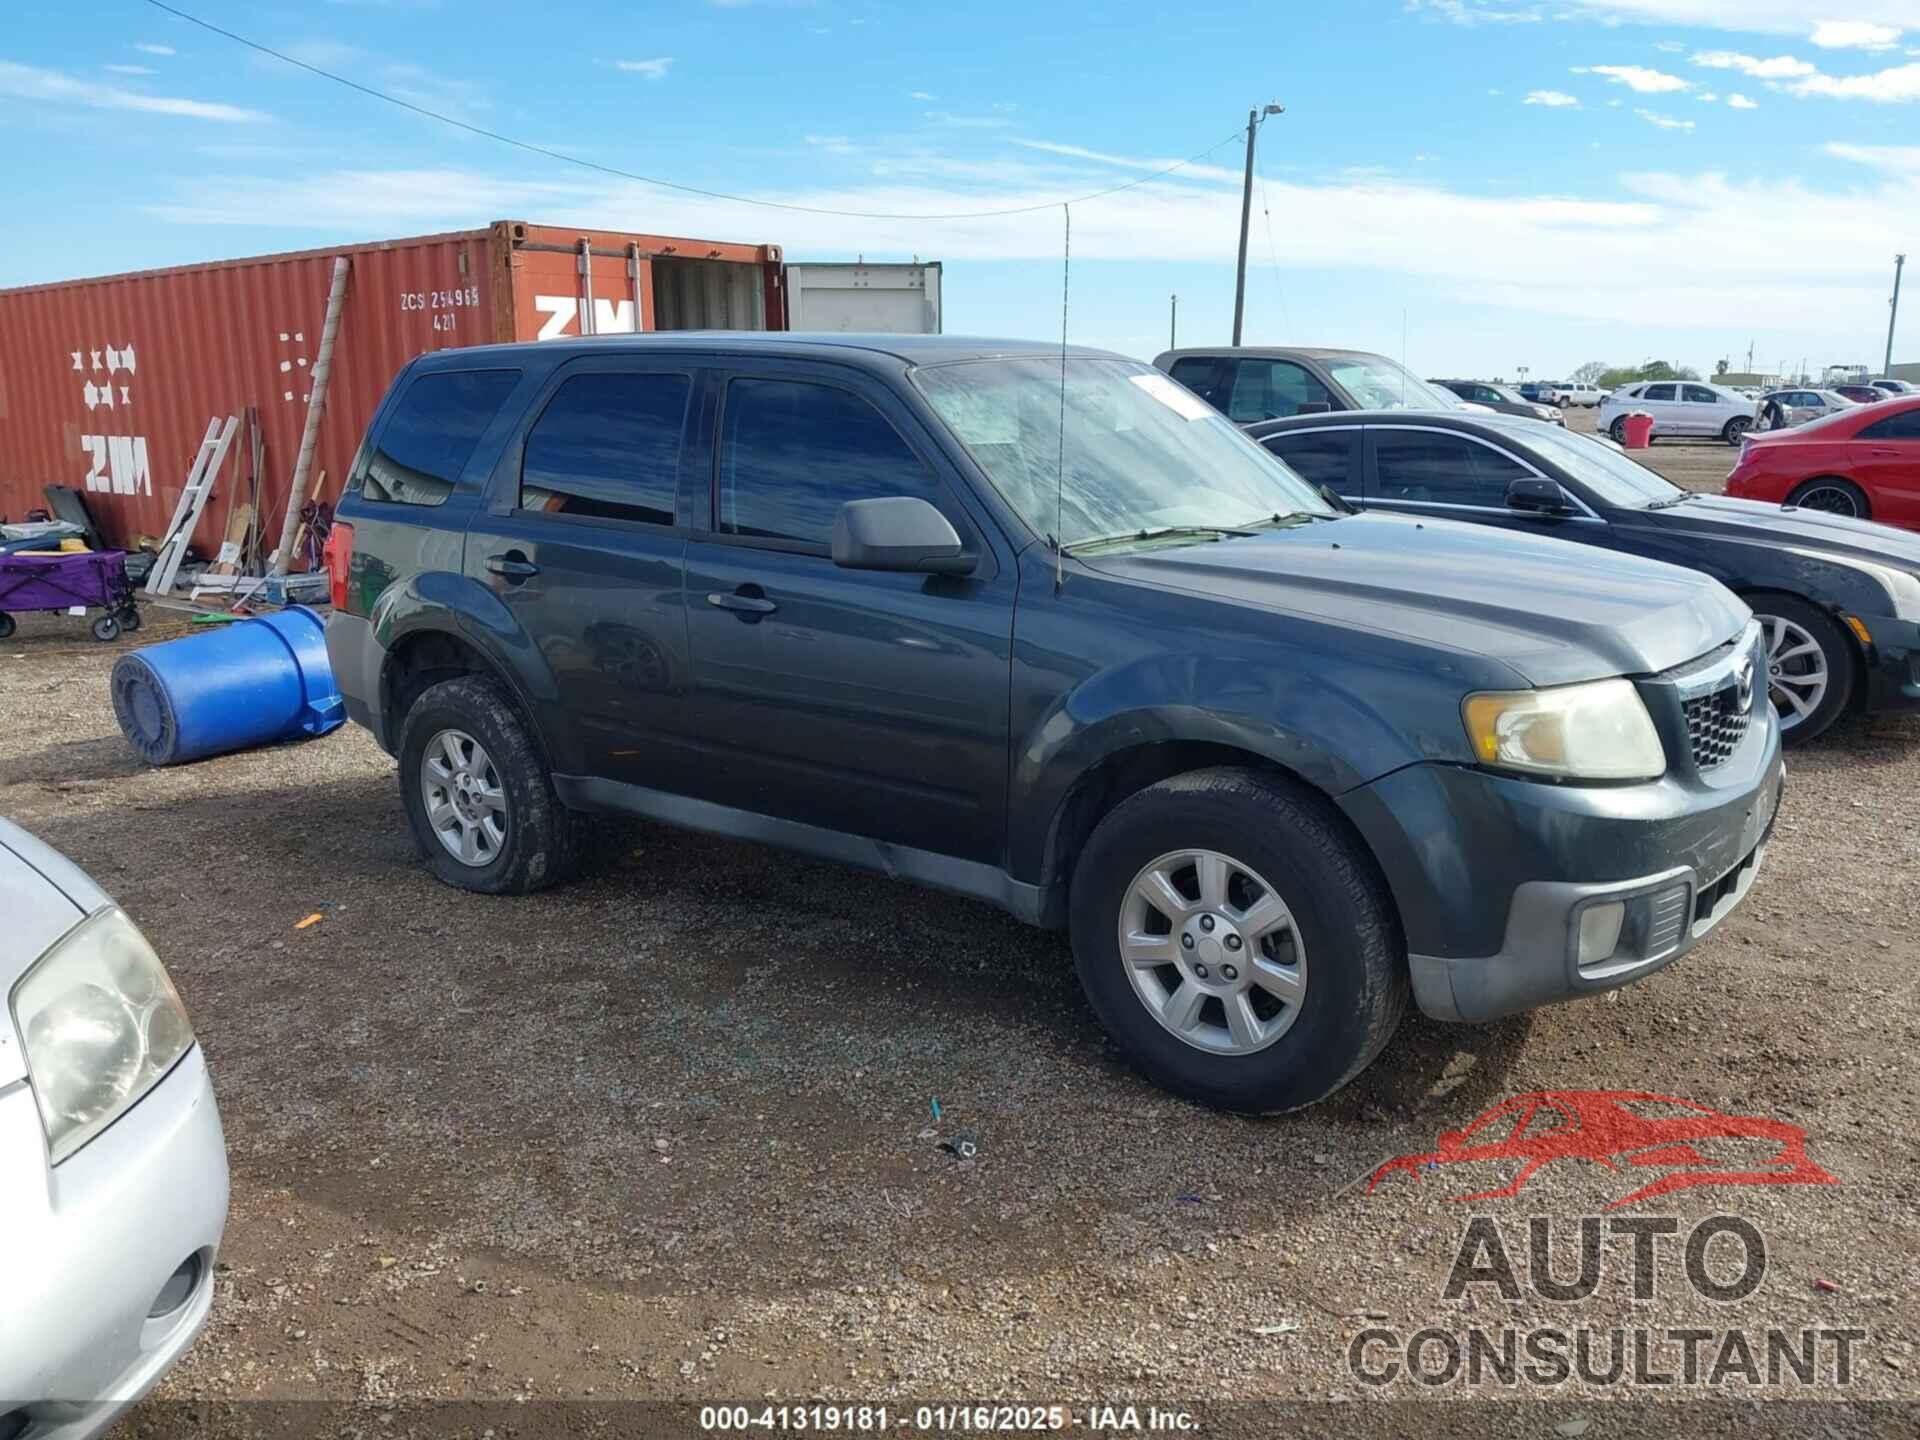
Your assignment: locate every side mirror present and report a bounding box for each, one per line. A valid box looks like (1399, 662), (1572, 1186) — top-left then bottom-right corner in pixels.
(1506, 476), (1576, 516)
(832, 496), (974, 575)
(1296, 400), (1333, 415)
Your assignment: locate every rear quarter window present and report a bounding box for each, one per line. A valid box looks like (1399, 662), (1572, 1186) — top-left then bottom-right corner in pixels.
(359, 368), (521, 506)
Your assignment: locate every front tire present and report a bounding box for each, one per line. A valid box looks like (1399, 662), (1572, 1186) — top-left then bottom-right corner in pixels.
(1069, 767), (1407, 1113)
(397, 674), (587, 894)
(1749, 596), (1855, 744)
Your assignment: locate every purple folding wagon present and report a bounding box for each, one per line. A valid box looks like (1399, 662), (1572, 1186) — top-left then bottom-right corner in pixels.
(0, 549), (141, 642)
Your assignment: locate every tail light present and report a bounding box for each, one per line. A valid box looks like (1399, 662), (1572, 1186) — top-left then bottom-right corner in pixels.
(323, 522), (354, 611)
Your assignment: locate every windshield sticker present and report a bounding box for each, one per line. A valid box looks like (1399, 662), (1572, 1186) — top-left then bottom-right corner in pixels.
(1128, 372), (1215, 421)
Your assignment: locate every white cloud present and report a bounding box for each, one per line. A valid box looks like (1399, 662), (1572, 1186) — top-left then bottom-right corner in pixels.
(1810, 22), (1901, 51)
(1694, 91), (1718, 102)
(804, 134), (854, 155)
(924, 110), (1016, 129)
(1011, 138), (1244, 185)
(0, 60), (265, 122)
(134, 43), (176, 57)
(1727, 93), (1758, 108)
(1570, 2), (1914, 34)
(1655, 40), (1684, 53)
(1635, 108), (1695, 129)
(1576, 64), (1691, 93)
(909, 90), (934, 101)
(104, 64), (155, 76)
(1692, 51), (1816, 78)
(616, 57), (673, 79)
(1406, 0), (1542, 23)
(1788, 61), (1920, 102)
(1825, 142), (1920, 172)
(1524, 89), (1581, 107)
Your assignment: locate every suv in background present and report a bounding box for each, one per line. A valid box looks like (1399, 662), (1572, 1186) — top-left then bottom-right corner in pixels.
(1152, 346), (1472, 423)
(1755, 388), (1858, 429)
(326, 333), (1781, 1114)
(1599, 380), (1754, 445)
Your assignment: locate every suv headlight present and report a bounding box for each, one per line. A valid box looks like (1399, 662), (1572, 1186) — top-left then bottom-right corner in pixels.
(9, 907), (194, 1165)
(1463, 678), (1666, 781)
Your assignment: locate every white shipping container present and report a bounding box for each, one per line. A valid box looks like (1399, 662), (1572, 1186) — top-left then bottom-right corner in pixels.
(785, 262), (943, 334)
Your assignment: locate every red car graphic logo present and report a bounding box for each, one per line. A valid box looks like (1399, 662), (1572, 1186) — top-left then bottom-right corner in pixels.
(1368, 1090), (1839, 1210)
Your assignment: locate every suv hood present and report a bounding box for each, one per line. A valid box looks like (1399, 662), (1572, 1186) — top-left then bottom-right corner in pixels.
(1084, 512), (1747, 687)
(1634, 494), (1920, 574)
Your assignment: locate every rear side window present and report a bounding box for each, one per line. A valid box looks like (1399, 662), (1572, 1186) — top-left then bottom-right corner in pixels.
(1643, 384), (1676, 402)
(1372, 430), (1531, 508)
(1859, 409), (1920, 440)
(362, 369), (520, 506)
(520, 372), (690, 525)
(718, 378), (945, 548)
(1264, 431), (1357, 492)
(1167, 357), (1229, 412)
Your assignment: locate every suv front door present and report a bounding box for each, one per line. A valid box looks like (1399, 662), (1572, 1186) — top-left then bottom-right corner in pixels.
(680, 364), (1015, 863)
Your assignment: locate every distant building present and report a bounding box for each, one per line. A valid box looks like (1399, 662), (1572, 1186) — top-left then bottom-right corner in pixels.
(1716, 371), (1785, 389)
(1891, 361), (1920, 384)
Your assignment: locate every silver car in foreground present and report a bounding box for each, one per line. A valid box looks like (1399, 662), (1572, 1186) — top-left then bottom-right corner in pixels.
(1, 819), (227, 1440)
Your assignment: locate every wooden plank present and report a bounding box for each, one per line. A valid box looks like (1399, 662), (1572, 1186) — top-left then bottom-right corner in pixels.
(205, 501), (254, 577)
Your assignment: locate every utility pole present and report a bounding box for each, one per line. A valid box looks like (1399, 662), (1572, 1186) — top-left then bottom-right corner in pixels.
(1887, 254), (1906, 377)
(1170, 294), (1178, 351)
(1232, 102), (1284, 346)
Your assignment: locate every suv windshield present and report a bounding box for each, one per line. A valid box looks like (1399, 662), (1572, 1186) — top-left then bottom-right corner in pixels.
(915, 358), (1333, 548)
(1325, 356), (1464, 411)
(1518, 424), (1683, 507)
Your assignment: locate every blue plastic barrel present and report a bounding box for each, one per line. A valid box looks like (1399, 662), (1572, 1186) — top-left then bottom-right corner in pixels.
(111, 605), (346, 766)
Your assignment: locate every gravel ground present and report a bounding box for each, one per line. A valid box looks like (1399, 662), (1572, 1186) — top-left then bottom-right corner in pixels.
(2, 426), (1915, 1436)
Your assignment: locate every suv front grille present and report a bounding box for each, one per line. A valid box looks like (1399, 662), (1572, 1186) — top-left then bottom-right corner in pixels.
(1683, 684), (1750, 770)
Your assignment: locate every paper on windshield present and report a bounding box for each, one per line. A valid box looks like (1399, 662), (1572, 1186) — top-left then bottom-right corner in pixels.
(1128, 372), (1215, 421)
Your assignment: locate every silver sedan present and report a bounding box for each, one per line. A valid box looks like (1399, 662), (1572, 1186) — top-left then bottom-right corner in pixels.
(0, 819), (227, 1439)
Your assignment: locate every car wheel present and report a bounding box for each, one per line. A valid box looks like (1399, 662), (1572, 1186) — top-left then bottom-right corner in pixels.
(1608, 417), (1628, 444)
(1722, 416), (1751, 444)
(1748, 596), (1855, 745)
(1785, 476), (1869, 521)
(1068, 767), (1407, 1113)
(397, 674), (588, 894)
(89, 613), (121, 642)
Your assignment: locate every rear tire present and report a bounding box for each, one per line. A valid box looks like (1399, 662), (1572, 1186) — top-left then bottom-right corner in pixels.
(397, 674), (588, 894)
(1608, 417), (1628, 444)
(1723, 416), (1751, 444)
(1786, 476), (1869, 521)
(1748, 595), (1855, 745)
(1068, 767), (1407, 1113)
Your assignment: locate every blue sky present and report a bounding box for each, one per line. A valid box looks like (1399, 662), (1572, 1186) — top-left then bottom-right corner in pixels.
(2, 0), (1916, 379)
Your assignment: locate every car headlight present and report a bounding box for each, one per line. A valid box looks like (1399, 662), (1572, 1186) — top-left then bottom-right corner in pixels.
(9, 907), (194, 1165)
(1462, 678), (1666, 781)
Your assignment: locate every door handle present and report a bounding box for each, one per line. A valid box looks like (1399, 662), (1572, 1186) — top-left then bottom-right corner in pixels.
(487, 553), (540, 580)
(1867, 448), (1900, 458)
(708, 590), (778, 616)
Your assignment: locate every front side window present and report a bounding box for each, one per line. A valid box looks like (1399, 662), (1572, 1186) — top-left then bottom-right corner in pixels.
(363, 369), (521, 506)
(1511, 423), (1681, 507)
(718, 378), (944, 547)
(1323, 356), (1463, 411)
(1225, 359), (1334, 423)
(520, 372), (689, 525)
(914, 358), (1331, 549)
(1683, 385), (1719, 404)
(1372, 430), (1530, 508)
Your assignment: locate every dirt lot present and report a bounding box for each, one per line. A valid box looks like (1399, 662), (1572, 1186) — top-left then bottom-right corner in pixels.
(3, 429), (1916, 1436)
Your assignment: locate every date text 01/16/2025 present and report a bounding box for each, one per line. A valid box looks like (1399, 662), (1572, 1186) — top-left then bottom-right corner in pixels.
(698, 1404), (1199, 1432)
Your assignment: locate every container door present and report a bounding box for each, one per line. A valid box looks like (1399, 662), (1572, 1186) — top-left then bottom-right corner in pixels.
(464, 358), (698, 787)
(651, 258), (767, 330)
(679, 364), (1014, 864)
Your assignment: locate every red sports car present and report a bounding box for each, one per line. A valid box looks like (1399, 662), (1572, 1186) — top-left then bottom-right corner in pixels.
(1725, 394), (1920, 530)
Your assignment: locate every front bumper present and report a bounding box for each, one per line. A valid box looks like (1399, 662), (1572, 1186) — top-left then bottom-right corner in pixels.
(1857, 613), (1920, 717)
(1339, 667), (1784, 1022)
(0, 1046), (228, 1440)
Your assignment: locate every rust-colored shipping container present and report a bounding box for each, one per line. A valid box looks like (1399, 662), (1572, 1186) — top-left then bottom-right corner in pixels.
(0, 221), (786, 557)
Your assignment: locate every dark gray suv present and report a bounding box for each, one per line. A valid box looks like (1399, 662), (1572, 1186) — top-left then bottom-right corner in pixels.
(326, 334), (1783, 1113)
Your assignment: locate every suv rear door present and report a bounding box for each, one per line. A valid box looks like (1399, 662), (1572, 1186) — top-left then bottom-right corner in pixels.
(465, 354), (701, 787)
(679, 361), (1016, 863)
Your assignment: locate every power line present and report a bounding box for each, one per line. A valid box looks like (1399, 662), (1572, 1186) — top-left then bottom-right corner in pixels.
(142, 0), (1249, 222)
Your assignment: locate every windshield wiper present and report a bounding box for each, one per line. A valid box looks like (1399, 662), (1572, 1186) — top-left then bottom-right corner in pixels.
(1244, 510), (1332, 529)
(1060, 525), (1257, 556)
(1645, 492), (1698, 510)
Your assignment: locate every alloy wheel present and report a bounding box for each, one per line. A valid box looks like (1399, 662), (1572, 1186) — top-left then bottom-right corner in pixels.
(1791, 484), (1860, 518)
(1117, 849), (1308, 1055)
(421, 728), (508, 866)
(1758, 614), (1828, 732)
